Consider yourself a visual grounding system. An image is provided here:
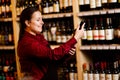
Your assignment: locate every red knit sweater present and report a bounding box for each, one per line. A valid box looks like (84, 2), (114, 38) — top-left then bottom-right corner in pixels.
(17, 31), (77, 80)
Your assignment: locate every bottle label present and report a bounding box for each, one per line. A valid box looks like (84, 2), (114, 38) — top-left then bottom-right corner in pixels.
(93, 30), (99, 40)
(102, 0), (107, 3)
(49, 6), (53, 13)
(6, 5), (10, 12)
(100, 73), (105, 80)
(53, 3), (60, 12)
(43, 7), (49, 13)
(79, 0), (84, 5)
(87, 30), (93, 40)
(93, 74), (99, 80)
(1, 6), (5, 12)
(64, 0), (69, 7)
(105, 29), (113, 40)
(68, 0), (72, 6)
(90, 0), (96, 8)
(99, 30), (105, 40)
(56, 35), (62, 43)
(85, 0), (90, 5)
(106, 74), (112, 80)
(62, 35), (67, 43)
(82, 31), (87, 39)
(96, 0), (102, 7)
(88, 73), (93, 80)
(109, 0), (117, 3)
(83, 73), (88, 80)
(59, 0), (63, 9)
(112, 74), (119, 80)
(69, 73), (75, 80)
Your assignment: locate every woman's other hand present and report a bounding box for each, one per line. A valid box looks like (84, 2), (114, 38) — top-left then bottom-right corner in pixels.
(74, 23), (85, 41)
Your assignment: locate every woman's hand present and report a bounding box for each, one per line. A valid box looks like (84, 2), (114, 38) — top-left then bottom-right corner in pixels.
(68, 47), (76, 55)
(74, 23), (85, 41)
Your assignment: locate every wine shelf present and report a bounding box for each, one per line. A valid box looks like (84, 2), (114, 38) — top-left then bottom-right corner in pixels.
(80, 44), (120, 50)
(0, 45), (15, 50)
(77, 8), (120, 16)
(0, 18), (12, 22)
(16, 12), (73, 21)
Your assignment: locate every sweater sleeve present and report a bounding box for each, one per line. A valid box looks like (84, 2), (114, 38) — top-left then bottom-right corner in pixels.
(18, 37), (77, 61)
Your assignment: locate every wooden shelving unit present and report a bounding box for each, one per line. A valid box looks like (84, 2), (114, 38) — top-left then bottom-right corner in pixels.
(10, 0), (120, 80)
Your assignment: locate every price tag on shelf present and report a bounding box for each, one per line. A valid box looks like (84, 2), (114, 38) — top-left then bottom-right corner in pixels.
(100, 10), (107, 15)
(116, 45), (120, 49)
(114, 8), (120, 13)
(103, 45), (109, 50)
(109, 45), (116, 50)
(93, 11), (100, 15)
(108, 9), (115, 14)
(96, 45), (103, 50)
(91, 45), (97, 50)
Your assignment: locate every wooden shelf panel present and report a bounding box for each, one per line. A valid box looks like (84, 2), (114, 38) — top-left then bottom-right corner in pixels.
(77, 8), (120, 16)
(80, 44), (120, 50)
(0, 45), (15, 50)
(42, 13), (73, 19)
(0, 18), (12, 22)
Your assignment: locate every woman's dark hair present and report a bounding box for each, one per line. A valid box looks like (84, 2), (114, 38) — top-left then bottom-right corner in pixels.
(19, 7), (40, 41)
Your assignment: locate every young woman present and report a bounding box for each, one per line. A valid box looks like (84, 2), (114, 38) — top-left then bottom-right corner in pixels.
(17, 7), (85, 80)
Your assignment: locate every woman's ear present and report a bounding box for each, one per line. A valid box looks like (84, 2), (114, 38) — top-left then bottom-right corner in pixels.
(25, 20), (30, 27)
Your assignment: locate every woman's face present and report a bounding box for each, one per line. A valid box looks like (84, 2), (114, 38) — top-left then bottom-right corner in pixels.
(25, 11), (44, 35)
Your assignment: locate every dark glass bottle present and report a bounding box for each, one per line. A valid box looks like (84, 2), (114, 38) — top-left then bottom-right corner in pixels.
(90, 0), (96, 10)
(86, 19), (93, 45)
(98, 17), (105, 45)
(105, 18), (114, 45)
(78, 0), (85, 11)
(50, 22), (57, 44)
(96, 0), (102, 10)
(93, 63), (100, 80)
(1, 0), (6, 18)
(112, 61), (119, 80)
(5, 0), (11, 18)
(81, 19), (87, 45)
(100, 62), (106, 80)
(56, 21), (62, 44)
(88, 63), (94, 80)
(84, 0), (90, 11)
(117, 0), (120, 8)
(93, 18), (99, 45)
(105, 63), (112, 80)
(68, 0), (72, 12)
(108, 0), (117, 9)
(16, 0), (21, 17)
(42, 0), (49, 14)
(102, 0), (109, 10)
(82, 63), (88, 80)
(53, 0), (60, 13)
(48, 0), (53, 14)
(61, 21), (67, 43)
(63, 0), (69, 13)
(4, 25), (9, 45)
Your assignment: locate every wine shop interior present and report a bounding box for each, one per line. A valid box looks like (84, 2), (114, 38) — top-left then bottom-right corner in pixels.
(0, 0), (120, 80)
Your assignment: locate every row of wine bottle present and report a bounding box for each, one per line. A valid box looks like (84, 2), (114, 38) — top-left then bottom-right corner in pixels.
(58, 63), (77, 80)
(79, 0), (120, 11)
(0, 51), (17, 80)
(42, 18), (74, 45)
(0, 22), (14, 45)
(82, 50), (120, 80)
(16, 0), (73, 16)
(0, 0), (12, 18)
(81, 15), (120, 45)
(40, 0), (73, 14)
